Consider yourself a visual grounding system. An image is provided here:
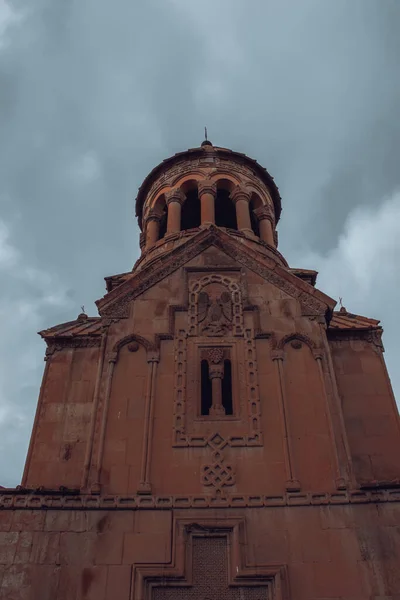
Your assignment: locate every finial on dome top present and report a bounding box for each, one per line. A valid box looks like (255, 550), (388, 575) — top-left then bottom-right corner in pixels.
(339, 297), (347, 313)
(201, 126), (212, 147)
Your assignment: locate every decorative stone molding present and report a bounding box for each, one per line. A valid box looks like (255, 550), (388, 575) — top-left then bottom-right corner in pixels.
(254, 204), (275, 224)
(1, 488), (399, 509)
(145, 208), (164, 224)
(165, 187), (185, 205)
(230, 184), (252, 204)
(275, 332), (319, 352)
(198, 179), (217, 197)
(201, 450), (235, 492)
(112, 332), (156, 355)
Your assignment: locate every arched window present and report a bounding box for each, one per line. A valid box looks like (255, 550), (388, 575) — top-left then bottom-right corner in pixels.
(181, 189), (201, 231)
(215, 189), (237, 229)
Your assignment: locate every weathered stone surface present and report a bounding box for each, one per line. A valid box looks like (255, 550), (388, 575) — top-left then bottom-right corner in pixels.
(2, 143), (400, 598)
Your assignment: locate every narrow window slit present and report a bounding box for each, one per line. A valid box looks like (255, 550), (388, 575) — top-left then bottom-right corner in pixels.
(201, 359), (212, 416)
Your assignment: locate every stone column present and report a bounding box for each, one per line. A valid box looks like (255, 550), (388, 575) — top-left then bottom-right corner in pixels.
(230, 185), (252, 233)
(209, 364), (225, 416)
(254, 205), (275, 246)
(165, 188), (185, 234)
(198, 179), (216, 225)
(145, 212), (161, 250)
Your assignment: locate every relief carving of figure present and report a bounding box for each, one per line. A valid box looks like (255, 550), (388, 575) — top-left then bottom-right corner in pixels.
(198, 284), (232, 336)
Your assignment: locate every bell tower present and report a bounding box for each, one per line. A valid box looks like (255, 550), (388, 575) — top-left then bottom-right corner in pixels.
(1, 141), (400, 599)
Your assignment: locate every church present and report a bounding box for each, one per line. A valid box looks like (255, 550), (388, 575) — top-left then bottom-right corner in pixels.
(1, 140), (400, 598)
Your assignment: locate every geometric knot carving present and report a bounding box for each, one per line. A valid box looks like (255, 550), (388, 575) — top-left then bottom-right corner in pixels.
(201, 450), (235, 492)
(206, 347), (224, 364)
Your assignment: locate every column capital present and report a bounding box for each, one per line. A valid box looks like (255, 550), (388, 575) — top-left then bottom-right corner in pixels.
(209, 365), (224, 379)
(271, 349), (284, 361)
(254, 204), (275, 225)
(145, 208), (163, 224)
(230, 184), (251, 204)
(165, 187), (185, 206)
(198, 179), (217, 197)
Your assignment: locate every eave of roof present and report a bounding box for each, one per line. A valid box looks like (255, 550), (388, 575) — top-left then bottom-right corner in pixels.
(329, 310), (380, 330)
(39, 316), (102, 339)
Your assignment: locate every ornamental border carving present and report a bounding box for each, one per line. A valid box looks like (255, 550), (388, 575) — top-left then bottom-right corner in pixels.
(1, 489), (399, 509)
(173, 332), (263, 448)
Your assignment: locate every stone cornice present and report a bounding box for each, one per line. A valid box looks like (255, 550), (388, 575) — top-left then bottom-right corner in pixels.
(1, 488), (399, 510)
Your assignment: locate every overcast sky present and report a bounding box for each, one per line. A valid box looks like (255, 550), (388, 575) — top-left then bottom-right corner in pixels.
(0, 0), (399, 487)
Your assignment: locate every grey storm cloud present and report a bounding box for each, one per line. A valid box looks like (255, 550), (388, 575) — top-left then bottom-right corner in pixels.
(0, 0), (399, 486)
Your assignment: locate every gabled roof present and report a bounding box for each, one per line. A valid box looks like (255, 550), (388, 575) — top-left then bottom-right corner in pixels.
(329, 309), (380, 331)
(39, 315), (102, 340)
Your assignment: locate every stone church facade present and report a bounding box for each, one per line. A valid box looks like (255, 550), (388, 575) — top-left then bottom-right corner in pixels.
(1, 141), (400, 598)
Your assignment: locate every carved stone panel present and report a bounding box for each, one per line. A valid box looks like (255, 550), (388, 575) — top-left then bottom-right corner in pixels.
(189, 274), (244, 337)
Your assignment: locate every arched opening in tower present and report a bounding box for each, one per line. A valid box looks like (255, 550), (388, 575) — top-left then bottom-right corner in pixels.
(249, 198), (260, 237)
(215, 189), (237, 230)
(181, 189), (201, 231)
(159, 205), (167, 239)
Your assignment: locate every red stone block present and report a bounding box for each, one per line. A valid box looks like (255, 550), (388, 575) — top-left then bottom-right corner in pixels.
(105, 565), (132, 600)
(13, 532), (33, 564)
(123, 533), (170, 564)
(86, 511), (134, 534)
(29, 532), (60, 564)
(78, 566), (107, 600)
(95, 532), (123, 565)
(12, 510), (45, 532)
(0, 512), (12, 533)
(0, 532), (18, 564)
(134, 509), (171, 534)
(59, 532), (96, 566)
